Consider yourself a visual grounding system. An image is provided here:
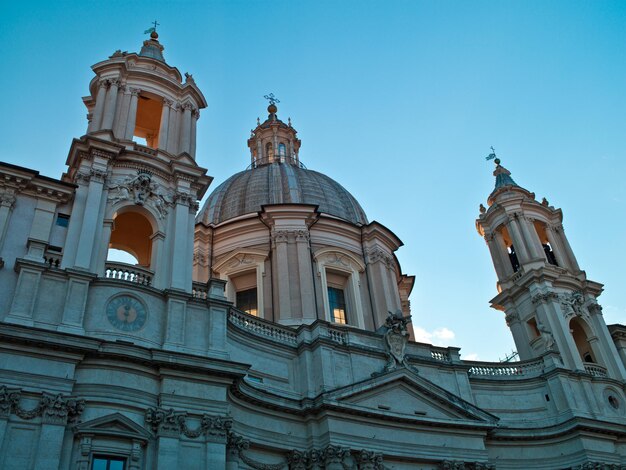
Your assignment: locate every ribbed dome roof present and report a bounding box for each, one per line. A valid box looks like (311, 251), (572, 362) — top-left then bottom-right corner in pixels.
(198, 162), (368, 225)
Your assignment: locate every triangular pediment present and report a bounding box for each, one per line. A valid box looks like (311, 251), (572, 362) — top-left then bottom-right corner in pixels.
(324, 368), (497, 425)
(74, 413), (151, 441)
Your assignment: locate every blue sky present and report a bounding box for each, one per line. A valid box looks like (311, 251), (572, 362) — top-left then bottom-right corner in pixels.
(1, 1), (625, 360)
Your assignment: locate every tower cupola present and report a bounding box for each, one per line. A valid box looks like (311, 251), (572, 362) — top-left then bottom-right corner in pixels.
(247, 95), (301, 168)
(82, 29), (206, 159)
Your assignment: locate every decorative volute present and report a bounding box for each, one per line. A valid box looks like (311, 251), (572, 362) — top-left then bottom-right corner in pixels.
(82, 30), (206, 159)
(476, 154), (626, 380)
(247, 99), (301, 168)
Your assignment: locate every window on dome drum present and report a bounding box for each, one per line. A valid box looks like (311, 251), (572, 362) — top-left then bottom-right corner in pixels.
(265, 142), (273, 161)
(134, 94), (162, 148)
(236, 288), (258, 316)
(92, 456), (126, 470)
(328, 287), (347, 324)
(278, 143), (286, 158)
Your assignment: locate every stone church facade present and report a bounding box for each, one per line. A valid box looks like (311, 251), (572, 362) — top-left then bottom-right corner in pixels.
(0, 32), (624, 470)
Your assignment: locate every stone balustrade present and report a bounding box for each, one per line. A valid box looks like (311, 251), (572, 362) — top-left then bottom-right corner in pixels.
(228, 308), (298, 345)
(192, 282), (208, 300)
(104, 262), (153, 286)
(583, 362), (608, 378)
(467, 358), (544, 379)
(430, 348), (451, 362)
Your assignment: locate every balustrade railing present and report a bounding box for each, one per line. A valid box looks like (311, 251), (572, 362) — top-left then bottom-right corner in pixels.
(583, 362), (608, 378)
(228, 308), (298, 345)
(104, 262), (153, 286)
(467, 358), (544, 378)
(430, 348), (451, 362)
(192, 282), (209, 300)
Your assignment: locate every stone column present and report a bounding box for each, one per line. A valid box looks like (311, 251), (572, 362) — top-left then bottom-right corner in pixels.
(89, 79), (109, 132)
(125, 88), (141, 140)
(586, 304), (626, 380)
(158, 99), (172, 150)
(57, 270), (96, 335)
(170, 193), (192, 291)
(23, 198), (57, 262)
(96, 219), (114, 277)
(190, 109), (198, 158)
(0, 189), (16, 253)
(518, 216), (543, 260)
(546, 225), (568, 269)
(101, 78), (120, 130)
(295, 230), (316, 322)
(256, 139), (263, 165)
(505, 310), (533, 360)
(485, 233), (508, 280)
(180, 103), (193, 154)
(155, 436), (180, 470)
(555, 224), (580, 272)
(506, 217), (530, 263)
(167, 103), (180, 154)
(150, 231), (166, 290)
(206, 442), (226, 469)
(75, 169), (107, 271)
(494, 231), (514, 277)
(272, 230), (292, 322)
(34, 422), (66, 470)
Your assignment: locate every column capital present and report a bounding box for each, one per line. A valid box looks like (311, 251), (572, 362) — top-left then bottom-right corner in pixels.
(0, 189), (17, 209)
(129, 87), (141, 96)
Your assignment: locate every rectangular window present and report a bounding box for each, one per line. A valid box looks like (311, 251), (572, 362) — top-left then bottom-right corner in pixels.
(92, 456), (126, 470)
(56, 214), (70, 227)
(236, 288), (258, 316)
(328, 287), (347, 324)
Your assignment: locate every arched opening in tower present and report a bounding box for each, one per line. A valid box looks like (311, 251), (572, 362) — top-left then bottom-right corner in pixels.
(108, 210), (154, 267)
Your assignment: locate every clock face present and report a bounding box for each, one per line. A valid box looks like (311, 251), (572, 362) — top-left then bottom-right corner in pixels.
(106, 295), (147, 332)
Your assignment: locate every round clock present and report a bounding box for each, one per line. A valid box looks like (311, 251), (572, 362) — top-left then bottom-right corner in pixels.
(106, 295), (147, 332)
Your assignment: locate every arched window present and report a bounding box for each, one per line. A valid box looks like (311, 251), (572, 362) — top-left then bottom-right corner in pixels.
(278, 143), (286, 158)
(570, 317), (598, 364)
(213, 250), (268, 318)
(314, 248), (366, 328)
(265, 142), (274, 161)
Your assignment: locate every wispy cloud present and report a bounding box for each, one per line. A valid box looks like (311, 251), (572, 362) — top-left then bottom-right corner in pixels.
(412, 326), (456, 346)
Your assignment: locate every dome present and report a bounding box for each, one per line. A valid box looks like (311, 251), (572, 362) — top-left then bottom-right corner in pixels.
(198, 162), (368, 225)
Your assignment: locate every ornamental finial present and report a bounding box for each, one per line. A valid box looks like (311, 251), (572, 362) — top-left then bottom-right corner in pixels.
(486, 146), (500, 165)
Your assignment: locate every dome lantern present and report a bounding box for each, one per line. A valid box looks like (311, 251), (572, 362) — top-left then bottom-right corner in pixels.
(247, 95), (301, 168)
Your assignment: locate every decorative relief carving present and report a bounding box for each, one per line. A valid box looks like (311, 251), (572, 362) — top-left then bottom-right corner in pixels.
(570, 463), (622, 470)
(440, 461), (495, 470)
(271, 230), (290, 244)
(536, 318), (557, 352)
(295, 229), (309, 242)
(531, 292), (559, 305)
(0, 189), (17, 209)
(145, 407), (232, 439)
(326, 252), (350, 267)
(355, 449), (384, 469)
(559, 291), (587, 320)
(107, 172), (173, 219)
(193, 251), (208, 266)
(504, 310), (519, 326)
(228, 253), (255, 269)
(379, 311), (415, 374)
(0, 385), (84, 424)
(366, 248), (393, 268)
(89, 168), (108, 183)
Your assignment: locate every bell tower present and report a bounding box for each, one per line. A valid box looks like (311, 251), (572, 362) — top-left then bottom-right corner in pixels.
(58, 31), (212, 292)
(476, 155), (626, 380)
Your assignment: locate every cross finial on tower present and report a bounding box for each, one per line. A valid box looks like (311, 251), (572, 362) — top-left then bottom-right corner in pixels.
(144, 20), (160, 35)
(263, 93), (280, 105)
(486, 146), (500, 165)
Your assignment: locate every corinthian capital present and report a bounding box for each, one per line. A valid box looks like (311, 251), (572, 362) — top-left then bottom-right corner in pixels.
(0, 189), (17, 209)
